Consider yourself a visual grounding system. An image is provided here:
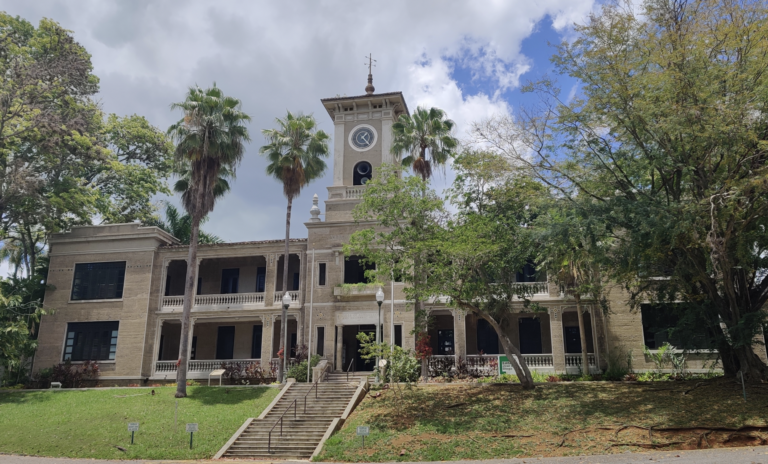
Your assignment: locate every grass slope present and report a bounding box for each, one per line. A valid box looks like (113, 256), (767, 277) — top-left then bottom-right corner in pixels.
(317, 380), (768, 461)
(0, 386), (278, 460)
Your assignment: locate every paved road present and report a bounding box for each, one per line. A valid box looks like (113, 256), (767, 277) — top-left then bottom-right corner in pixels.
(2, 447), (768, 464)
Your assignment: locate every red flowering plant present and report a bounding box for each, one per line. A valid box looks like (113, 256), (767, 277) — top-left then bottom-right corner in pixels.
(414, 333), (433, 360)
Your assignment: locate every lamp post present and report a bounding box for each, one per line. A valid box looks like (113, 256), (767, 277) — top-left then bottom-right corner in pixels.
(375, 288), (384, 383)
(282, 292), (292, 383)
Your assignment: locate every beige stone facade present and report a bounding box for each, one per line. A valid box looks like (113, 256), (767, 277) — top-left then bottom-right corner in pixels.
(34, 87), (767, 382)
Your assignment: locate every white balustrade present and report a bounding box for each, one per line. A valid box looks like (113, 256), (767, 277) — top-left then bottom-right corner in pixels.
(512, 281), (549, 295)
(161, 293), (266, 310)
(345, 187), (366, 199)
(521, 354), (554, 368)
(565, 353), (596, 367)
(274, 291), (300, 304)
(155, 359), (261, 374)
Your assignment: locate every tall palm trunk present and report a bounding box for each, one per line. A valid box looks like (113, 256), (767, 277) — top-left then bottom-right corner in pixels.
(575, 294), (589, 376)
(176, 210), (202, 398)
(278, 196), (293, 382)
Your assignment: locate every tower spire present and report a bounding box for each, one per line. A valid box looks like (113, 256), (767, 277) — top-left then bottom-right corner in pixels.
(365, 53), (376, 95)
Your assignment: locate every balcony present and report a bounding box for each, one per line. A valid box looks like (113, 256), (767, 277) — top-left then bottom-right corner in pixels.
(511, 281), (549, 297)
(274, 291), (300, 305)
(161, 292), (279, 311)
(154, 359), (282, 379)
(333, 283), (380, 300)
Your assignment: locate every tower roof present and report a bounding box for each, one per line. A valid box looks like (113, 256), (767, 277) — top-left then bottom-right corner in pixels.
(320, 91), (410, 120)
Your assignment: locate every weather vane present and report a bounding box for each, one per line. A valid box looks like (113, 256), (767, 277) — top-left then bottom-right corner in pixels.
(364, 53), (376, 95)
(365, 53), (377, 74)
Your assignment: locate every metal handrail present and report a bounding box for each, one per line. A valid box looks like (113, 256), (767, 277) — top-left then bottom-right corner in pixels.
(267, 397), (297, 453)
(304, 368), (327, 413)
(345, 358), (355, 382)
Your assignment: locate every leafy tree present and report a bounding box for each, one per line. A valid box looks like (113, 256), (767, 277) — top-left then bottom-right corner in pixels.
(473, 0), (768, 381)
(167, 84), (251, 397)
(260, 111), (329, 382)
(390, 106), (458, 377)
(144, 203), (223, 245)
(0, 14), (173, 275)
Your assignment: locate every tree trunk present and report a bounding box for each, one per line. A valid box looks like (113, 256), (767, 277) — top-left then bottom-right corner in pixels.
(278, 196), (293, 383)
(175, 212), (202, 398)
(575, 294), (590, 376)
(472, 306), (535, 390)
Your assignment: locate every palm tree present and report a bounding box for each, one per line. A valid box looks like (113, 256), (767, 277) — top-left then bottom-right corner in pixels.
(167, 83), (251, 398)
(391, 106), (458, 181)
(390, 106), (458, 379)
(145, 203), (223, 245)
(260, 111), (329, 382)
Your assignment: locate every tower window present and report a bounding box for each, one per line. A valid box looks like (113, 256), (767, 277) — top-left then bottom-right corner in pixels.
(353, 162), (372, 185)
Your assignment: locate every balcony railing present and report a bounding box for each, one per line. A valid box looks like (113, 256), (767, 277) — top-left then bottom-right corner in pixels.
(345, 186), (366, 199)
(511, 281), (549, 296)
(161, 292), (270, 310)
(565, 353), (596, 367)
(274, 291), (300, 304)
(154, 359), (285, 376)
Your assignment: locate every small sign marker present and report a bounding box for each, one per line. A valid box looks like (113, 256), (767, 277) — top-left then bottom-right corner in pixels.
(127, 423), (139, 444)
(357, 425), (370, 447)
(186, 423), (198, 449)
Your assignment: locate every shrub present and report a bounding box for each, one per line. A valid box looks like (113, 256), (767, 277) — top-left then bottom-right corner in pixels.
(222, 361), (275, 385)
(27, 360), (100, 388)
(387, 347), (420, 383)
(547, 375), (564, 382)
(603, 346), (632, 381)
(287, 355), (321, 382)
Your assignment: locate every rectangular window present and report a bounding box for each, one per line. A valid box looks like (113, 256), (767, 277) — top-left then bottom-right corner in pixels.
(394, 324), (403, 348)
(197, 277), (202, 295)
(216, 326), (235, 359)
(344, 255), (375, 284)
(252, 325), (263, 359)
(641, 303), (713, 350)
(164, 274), (171, 296)
(191, 336), (197, 360)
(316, 326), (325, 356)
(71, 262), (126, 301)
(220, 269), (239, 294)
(293, 272), (300, 291)
(318, 263), (327, 286)
(158, 335), (165, 360)
(256, 267), (266, 292)
(64, 322), (119, 361)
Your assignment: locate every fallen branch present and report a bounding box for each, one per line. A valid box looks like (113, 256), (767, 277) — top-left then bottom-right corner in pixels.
(492, 434), (533, 438)
(558, 428), (590, 447)
(682, 382), (707, 395)
(606, 441), (685, 449)
(446, 402), (467, 409)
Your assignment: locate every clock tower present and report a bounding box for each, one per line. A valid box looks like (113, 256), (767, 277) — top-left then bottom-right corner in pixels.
(319, 71), (409, 222)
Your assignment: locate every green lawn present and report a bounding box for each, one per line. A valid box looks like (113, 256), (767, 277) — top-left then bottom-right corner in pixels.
(0, 386), (278, 460)
(317, 379), (768, 461)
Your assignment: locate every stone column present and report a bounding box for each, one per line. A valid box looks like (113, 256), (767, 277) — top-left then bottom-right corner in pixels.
(186, 318), (196, 371)
(453, 309), (467, 361)
(264, 254), (278, 307)
(151, 319), (165, 376)
(550, 308), (566, 373)
(261, 316), (273, 367)
(335, 325), (344, 371)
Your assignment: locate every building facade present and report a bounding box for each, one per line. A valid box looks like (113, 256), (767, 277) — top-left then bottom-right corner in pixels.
(34, 83), (762, 383)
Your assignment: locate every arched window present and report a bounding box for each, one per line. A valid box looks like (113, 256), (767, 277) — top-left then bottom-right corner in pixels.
(353, 161), (372, 185)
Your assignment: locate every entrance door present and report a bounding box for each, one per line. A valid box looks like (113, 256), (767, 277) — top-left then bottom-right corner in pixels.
(564, 326), (582, 354)
(216, 326), (235, 359)
(356, 324), (376, 371)
(221, 269), (239, 294)
(476, 319), (500, 354)
(519, 318), (543, 354)
(437, 329), (454, 355)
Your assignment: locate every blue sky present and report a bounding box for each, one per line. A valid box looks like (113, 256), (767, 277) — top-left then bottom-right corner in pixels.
(0, 1), (595, 251)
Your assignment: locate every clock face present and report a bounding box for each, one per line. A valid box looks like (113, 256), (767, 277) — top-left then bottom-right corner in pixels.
(349, 125), (377, 152)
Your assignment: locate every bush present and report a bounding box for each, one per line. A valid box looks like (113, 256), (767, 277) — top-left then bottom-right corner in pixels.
(223, 362), (275, 385)
(27, 360), (99, 388)
(387, 347), (420, 383)
(287, 355), (321, 382)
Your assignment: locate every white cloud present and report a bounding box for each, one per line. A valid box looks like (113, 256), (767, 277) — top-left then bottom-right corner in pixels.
(1, 0), (595, 242)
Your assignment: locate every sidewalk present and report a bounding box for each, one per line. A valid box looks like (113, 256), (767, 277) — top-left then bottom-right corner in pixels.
(2, 446), (768, 464)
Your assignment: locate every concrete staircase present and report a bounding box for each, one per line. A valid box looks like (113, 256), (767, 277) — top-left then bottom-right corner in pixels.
(218, 380), (362, 459)
(325, 371), (373, 383)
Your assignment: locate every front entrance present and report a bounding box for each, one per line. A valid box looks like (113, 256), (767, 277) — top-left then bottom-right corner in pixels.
(564, 326), (582, 354)
(341, 324), (376, 372)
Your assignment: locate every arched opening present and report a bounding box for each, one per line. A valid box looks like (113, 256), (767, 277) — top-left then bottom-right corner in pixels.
(353, 161), (372, 185)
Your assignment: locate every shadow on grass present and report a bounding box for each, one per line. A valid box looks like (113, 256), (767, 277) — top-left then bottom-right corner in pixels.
(184, 385), (275, 406)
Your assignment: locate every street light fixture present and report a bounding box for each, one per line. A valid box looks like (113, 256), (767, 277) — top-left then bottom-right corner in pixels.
(282, 292), (292, 383)
(375, 288), (385, 383)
